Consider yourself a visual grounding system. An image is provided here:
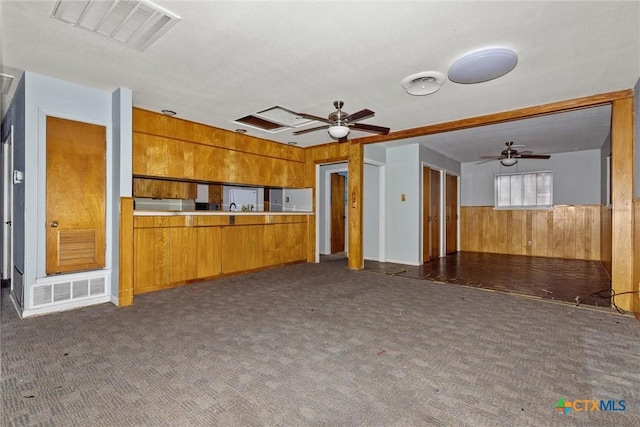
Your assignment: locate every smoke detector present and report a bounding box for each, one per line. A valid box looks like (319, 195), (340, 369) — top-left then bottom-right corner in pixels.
(401, 71), (445, 96)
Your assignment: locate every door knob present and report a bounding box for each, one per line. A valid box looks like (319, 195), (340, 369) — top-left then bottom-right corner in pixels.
(50, 221), (59, 228)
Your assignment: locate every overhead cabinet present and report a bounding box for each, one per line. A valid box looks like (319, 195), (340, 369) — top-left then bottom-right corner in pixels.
(132, 108), (306, 188)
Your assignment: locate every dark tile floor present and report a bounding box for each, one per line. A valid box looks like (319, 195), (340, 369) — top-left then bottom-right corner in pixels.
(354, 252), (611, 308)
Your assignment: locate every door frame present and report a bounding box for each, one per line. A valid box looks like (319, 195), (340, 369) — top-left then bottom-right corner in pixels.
(445, 172), (460, 254)
(315, 160), (386, 263)
(37, 110), (113, 279)
(323, 165), (348, 256)
(2, 125), (14, 286)
(421, 162), (445, 262)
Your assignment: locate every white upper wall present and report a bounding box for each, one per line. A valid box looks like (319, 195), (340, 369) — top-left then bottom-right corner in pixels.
(385, 144), (421, 265)
(461, 149), (602, 206)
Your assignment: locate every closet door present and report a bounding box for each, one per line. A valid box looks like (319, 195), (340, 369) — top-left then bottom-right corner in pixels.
(446, 174), (458, 254)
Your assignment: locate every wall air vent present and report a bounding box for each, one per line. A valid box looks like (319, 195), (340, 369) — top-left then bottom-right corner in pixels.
(51, 0), (181, 51)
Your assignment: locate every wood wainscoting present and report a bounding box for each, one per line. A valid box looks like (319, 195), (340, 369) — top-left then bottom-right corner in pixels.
(634, 199), (640, 319)
(460, 205), (602, 261)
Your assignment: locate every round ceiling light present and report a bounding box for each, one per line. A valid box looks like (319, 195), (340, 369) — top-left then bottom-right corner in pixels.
(401, 71), (445, 96)
(448, 47), (518, 84)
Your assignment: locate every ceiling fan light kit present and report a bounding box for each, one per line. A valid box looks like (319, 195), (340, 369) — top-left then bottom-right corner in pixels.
(328, 125), (350, 139)
(500, 157), (518, 166)
(400, 71), (446, 96)
(448, 47), (518, 84)
(292, 101), (390, 142)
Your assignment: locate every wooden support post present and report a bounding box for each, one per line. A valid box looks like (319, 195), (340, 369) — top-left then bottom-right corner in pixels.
(348, 142), (364, 270)
(119, 197), (134, 306)
(610, 97), (634, 311)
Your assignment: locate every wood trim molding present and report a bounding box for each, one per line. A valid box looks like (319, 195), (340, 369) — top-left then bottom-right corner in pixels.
(610, 98), (634, 312)
(119, 197), (134, 307)
(634, 199), (640, 320)
(347, 89), (634, 145)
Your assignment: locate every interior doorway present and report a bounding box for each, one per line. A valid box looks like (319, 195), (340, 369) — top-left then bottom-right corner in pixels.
(46, 116), (106, 275)
(2, 126), (13, 288)
(330, 173), (346, 253)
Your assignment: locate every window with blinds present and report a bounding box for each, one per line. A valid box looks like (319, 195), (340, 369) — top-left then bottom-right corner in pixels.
(495, 171), (553, 209)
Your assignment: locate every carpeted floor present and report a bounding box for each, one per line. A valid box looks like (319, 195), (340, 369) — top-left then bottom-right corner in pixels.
(2, 261), (639, 426)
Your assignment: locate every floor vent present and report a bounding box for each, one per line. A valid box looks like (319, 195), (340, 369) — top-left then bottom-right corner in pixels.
(32, 272), (109, 308)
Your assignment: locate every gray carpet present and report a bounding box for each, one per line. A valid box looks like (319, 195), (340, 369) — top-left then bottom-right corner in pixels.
(2, 260), (639, 426)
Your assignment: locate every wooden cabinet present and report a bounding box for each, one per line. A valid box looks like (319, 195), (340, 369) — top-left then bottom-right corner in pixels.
(133, 227), (170, 294)
(196, 227), (221, 278)
(133, 214), (309, 295)
(169, 227), (198, 283)
(132, 108), (306, 187)
(220, 226), (245, 274)
(243, 226), (264, 270)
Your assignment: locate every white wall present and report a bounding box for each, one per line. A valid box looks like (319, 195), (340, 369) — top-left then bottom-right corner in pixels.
(363, 163), (381, 260)
(461, 149), (602, 206)
(27, 73), (113, 307)
(283, 188), (312, 212)
(385, 144), (421, 265)
(19, 72), (132, 314)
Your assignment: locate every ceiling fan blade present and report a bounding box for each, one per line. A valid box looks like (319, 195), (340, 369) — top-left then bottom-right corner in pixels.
(345, 109), (375, 123)
(518, 150), (533, 155)
(292, 125), (330, 135)
(478, 156), (503, 159)
(296, 112), (332, 124)
(350, 123), (390, 135)
(518, 154), (551, 159)
(338, 137), (348, 143)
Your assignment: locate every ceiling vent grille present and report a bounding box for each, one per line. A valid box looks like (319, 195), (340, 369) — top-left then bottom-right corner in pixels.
(51, 0), (180, 51)
(0, 73), (15, 95)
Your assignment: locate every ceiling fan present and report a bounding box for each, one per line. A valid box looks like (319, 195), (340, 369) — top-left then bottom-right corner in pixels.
(478, 141), (551, 166)
(293, 101), (390, 142)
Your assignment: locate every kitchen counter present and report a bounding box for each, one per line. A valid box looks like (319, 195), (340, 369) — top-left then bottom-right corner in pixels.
(134, 210), (313, 216)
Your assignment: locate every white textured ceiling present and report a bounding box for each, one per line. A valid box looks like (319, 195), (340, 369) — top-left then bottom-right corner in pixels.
(2, 1), (639, 162)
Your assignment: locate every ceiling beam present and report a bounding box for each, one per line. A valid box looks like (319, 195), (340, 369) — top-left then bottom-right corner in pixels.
(347, 89), (633, 145)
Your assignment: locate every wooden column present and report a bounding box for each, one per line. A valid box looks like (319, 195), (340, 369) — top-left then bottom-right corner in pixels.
(119, 197), (134, 306)
(610, 97), (634, 311)
(347, 142), (364, 270)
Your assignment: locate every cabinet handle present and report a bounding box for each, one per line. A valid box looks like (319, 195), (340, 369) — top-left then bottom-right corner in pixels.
(50, 221), (59, 228)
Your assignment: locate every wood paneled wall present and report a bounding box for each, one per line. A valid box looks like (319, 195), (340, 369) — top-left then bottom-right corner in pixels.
(601, 206), (612, 275)
(461, 205), (602, 261)
(633, 199), (640, 319)
(303, 142), (351, 262)
(133, 108), (306, 188)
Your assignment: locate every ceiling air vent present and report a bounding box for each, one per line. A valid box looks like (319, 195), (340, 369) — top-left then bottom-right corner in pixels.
(234, 115), (290, 133)
(0, 73), (15, 95)
(234, 106), (314, 134)
(51, 0), (181, 51)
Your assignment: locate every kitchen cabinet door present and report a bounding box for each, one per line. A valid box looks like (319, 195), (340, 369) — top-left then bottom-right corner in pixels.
(196, 227), (222, 278)
(221, 227), (245, 274)
(169, 227), (198, 283)
(243, 226), (264, 270)
(133, 227), (170, 294)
